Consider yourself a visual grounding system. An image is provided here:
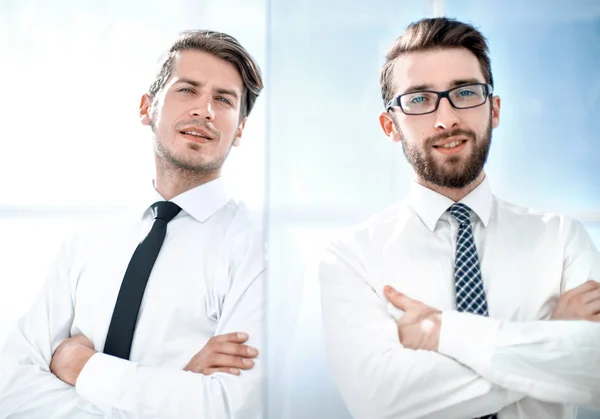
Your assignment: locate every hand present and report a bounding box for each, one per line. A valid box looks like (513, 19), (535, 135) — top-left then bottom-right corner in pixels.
(551, 279), (600, 321)
(50, 334), (96, 386)
(184, 332), (258, 376)
(384, 285), (442, 351)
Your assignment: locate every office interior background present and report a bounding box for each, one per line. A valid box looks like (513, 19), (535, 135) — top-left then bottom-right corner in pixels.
(1, 0), (599, 418)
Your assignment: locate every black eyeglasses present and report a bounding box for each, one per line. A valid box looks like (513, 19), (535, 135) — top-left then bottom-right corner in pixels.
(386, 83), (493, 115)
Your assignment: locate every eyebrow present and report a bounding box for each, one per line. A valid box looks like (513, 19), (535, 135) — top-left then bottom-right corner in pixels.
(173, 78), (240, 101)
(402, 78), (483, 95)
(174, 78), (202, 88)
(214, 87), (239, 101)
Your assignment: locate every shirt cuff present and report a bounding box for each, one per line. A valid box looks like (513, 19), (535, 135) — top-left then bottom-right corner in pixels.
(76, 352), (137, 410)
(438, 310), (500, 370)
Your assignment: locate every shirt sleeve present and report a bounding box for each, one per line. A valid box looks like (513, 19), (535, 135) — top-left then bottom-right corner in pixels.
(318, 235), (525, 419)
(75, 226), (266, 419)
(561, 217), (599, 292)
(438, 312), (600, 407)
(438, 218), (600, 408)
(0, 236), (109, 418)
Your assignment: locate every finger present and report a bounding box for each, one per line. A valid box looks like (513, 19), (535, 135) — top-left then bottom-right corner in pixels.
(212, 332), (249, 344)
(587, 279), (600, 286)
(585, 279), (600, 290)
(201, 367), (241, 376)
(587, 300), (600, 315)
(384, 285), (415, 310)
(581, 287), (600, 304)
(215, 342), (259, 358)
(208, 354), (255, 370)
(563, 280), (599, 298)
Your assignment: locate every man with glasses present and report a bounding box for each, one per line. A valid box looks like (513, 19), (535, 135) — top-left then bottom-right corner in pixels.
(319, 17), (600, 419)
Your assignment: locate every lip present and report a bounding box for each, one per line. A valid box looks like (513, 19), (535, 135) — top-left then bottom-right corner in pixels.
(432, 136), (469, 156)
(434, 140), (467, 155)
(180, 132), (212, 144)
(433, 136), (468, 148)
(178, 126), (216, 141)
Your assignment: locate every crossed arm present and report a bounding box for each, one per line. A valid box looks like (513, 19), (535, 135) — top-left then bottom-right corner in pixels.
(320, 249), (525, 419)
(384, 281), (600, 406)
(0, 235), (266, 419)
(319, 224), (600, 419)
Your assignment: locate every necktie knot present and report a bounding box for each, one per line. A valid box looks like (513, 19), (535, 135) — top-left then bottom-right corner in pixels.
(448, 203), (472, 225)
(151, 201), (181, 223)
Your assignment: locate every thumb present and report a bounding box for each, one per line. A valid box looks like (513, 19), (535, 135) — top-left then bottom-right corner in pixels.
(384, 285), (413, 310)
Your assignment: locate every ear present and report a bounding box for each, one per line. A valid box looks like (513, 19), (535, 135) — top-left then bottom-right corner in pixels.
(139, 94), (153, 126)
(232, 117), (247, 147)
(379, 111), (401, 143)
(491, 95), (501, 129)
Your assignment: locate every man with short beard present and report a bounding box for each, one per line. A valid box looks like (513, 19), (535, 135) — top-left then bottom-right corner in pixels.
(0, 30), (266, 418)
(319, 17), (600, 419)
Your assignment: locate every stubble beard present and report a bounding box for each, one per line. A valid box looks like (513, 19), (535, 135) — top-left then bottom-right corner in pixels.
(151, 120), (235, 178)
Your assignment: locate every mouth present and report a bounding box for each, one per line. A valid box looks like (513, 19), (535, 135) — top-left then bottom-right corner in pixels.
(433, 138), (468, 155)
(179, 128), (215, 143)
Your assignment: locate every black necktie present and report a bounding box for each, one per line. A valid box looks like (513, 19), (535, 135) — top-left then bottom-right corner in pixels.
(103, 201), (181, 360)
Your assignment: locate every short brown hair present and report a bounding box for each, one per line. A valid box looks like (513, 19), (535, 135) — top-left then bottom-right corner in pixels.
(380, 17), (493, 107)
(148, 30), (264, 120)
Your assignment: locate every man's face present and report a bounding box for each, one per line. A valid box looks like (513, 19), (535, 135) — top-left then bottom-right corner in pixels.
(140, 50), (246, 175)
(380, 48), (501, 189)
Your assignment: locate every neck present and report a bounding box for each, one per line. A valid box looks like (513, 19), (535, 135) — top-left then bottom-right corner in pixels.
(154, 157), (220, 201)
(417, 171), (485, 202)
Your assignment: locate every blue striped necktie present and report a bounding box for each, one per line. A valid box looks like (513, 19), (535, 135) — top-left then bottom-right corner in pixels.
(448, 203), (497, 419)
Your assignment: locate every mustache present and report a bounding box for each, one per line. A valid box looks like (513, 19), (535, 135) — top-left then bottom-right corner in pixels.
(175, 119), (219, 137)
(426, 128), (476, 147)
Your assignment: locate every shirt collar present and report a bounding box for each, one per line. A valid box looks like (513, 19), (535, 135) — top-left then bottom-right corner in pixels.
(407, 176), (493, 232)
(141, 177), (231, 223)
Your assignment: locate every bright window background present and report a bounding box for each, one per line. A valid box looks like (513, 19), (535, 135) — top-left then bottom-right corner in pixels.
(265, 0), (600, 418)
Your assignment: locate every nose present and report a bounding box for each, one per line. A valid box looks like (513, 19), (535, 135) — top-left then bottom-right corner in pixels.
(189, 97), (215, 121)
(433, 97), (460, 131)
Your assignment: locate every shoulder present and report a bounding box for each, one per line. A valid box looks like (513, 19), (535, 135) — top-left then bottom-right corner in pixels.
(492, 197), (597, 259)
(217, 200), (265, 274)
(65, 207), (132, 242)
(325, 200), (411, 261)
(222, 200), (264, 242)
(47, 208), (141, 273)
(494, 196), (584, 233)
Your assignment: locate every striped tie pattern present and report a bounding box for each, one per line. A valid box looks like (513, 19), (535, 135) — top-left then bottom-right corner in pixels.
(448, 203), (497, 419)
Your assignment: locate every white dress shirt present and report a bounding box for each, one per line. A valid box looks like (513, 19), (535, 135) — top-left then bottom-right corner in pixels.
(319, 176), (600, 419)
(0, 178), (266, 419)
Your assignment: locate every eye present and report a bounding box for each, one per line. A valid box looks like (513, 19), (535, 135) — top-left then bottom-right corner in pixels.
(216, 96), (233, 105)
(409, 95), (429, 104)
(177, 87), (194, 93)
(457, 89), (476, 97)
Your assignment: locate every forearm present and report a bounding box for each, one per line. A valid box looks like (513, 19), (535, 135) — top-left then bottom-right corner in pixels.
(75, 350), (262, 418)
(75, 264), (266, 419)
(439, 311), (600, 407)
(0, 329), (108, 417)
(324, 323), (525, 419)
(0, 235), (110, 417)
(320, 250), (524, 419)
